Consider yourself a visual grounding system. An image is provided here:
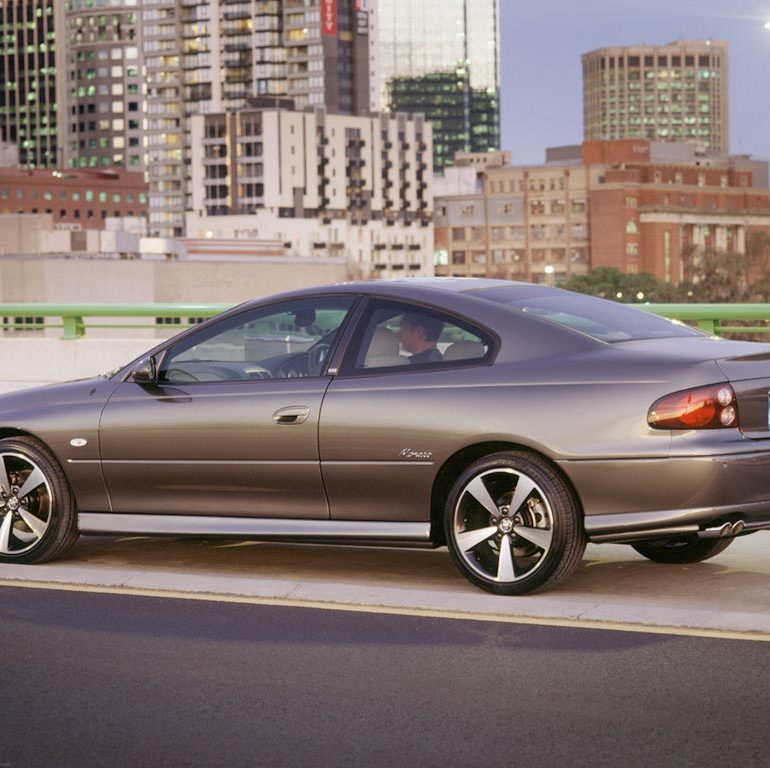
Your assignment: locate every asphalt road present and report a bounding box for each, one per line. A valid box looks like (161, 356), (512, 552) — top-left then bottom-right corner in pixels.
(2, 585), (769, 768)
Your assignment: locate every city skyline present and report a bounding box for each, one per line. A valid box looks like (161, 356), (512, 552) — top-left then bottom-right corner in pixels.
(500, 0), (770, 163)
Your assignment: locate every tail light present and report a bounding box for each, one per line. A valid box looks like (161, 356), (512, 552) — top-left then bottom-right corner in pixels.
(648, 383), (738, 430)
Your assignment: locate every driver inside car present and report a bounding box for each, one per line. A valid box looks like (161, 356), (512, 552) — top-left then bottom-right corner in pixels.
(396, 313), (443, 365)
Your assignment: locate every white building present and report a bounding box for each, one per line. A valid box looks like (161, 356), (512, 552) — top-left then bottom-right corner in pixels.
(187, 104), (434, 278)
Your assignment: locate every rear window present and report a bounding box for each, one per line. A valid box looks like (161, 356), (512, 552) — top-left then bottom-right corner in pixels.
(473, 285), (702, 343)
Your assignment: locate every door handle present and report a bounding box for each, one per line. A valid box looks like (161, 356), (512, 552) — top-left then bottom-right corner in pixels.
(272, 406), (311, 425)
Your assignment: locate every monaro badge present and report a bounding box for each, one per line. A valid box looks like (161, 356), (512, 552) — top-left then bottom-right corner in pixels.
(400, 448), (433, 460)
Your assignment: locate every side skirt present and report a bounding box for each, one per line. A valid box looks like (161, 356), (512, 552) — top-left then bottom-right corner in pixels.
(78, 513), (434, 547)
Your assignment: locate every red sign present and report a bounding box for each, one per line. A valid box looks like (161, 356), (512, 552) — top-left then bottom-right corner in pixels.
(322, 0), (337, 36)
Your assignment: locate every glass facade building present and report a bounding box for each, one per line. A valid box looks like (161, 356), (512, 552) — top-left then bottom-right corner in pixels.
(378, 0), (500, 170)
(582, 40), (729, 155)
(0, 0), (65, 167)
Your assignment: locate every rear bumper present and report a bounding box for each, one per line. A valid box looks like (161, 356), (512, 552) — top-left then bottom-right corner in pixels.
(558, 450), (770, 543)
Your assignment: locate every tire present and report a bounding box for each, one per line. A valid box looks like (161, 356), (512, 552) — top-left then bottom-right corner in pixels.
(445, 451), (585, 595)
(0, 436), (78, 564)
(631, 535), (734, 564)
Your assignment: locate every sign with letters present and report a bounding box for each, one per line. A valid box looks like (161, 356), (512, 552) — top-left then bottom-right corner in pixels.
(322, 0), (337, 36)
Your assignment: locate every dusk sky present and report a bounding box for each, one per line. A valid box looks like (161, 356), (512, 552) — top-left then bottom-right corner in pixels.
(499, 0), (770, 163)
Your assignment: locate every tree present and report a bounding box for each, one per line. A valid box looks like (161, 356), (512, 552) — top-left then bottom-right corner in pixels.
(682, 232), (770, 303)
(564, 267), (680, 302)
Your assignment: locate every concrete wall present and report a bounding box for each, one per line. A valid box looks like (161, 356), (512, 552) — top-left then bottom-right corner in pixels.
(0, 257), (349, 305)
(0, 337), (153, 393)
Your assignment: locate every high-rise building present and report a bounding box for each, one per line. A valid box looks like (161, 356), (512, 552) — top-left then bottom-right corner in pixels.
(377, 0), (500, 171)
(63, 4), (143, 171)
(0, 0), (65, 167)
(582, 40), (729, 154)
(60, 0), (375, 238)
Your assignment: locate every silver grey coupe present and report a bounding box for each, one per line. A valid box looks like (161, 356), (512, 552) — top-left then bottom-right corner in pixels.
(2, 278), (770, 595)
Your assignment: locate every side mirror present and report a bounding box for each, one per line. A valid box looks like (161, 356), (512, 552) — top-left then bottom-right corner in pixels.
(129, 356), (157, 384)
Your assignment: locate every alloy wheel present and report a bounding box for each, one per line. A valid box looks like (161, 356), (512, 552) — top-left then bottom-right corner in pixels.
(452, 467), (555, 585)
(0, 452), (52, 556)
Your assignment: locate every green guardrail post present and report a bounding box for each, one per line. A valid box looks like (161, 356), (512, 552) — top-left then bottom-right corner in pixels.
(61, 315), (86, 339)
(696, 318), (718, 336)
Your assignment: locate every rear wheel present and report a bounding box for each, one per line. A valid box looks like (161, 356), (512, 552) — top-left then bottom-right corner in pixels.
(0, 437), (78, 564)
(631, 536), (733, 564)
(445, 452), (585, 595)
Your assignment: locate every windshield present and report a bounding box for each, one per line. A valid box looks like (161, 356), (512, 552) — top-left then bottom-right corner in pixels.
(473, 285), (703, 343)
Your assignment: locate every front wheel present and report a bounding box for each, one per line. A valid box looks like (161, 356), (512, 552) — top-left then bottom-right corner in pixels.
(0, 437), (78, 564)
(631, 536), (734, 564)
(445, 452), (585, 595)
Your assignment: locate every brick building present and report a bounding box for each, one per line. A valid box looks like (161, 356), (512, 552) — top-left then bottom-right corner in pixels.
(434, 139), (770, 284)
(0, 167), (148, 228)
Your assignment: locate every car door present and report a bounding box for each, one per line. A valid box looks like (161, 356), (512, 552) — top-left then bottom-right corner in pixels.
(99, 295), (357, 519)
(319, 298), (494, 522)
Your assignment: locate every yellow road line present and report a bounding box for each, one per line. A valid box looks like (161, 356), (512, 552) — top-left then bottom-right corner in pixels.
(1, 577), (769, 642)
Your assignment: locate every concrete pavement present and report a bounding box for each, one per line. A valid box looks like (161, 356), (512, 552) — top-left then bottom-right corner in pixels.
(2, 531), (769, 638)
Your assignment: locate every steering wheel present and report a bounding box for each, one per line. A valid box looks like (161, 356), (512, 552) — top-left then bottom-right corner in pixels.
(307, 343), (331, 376)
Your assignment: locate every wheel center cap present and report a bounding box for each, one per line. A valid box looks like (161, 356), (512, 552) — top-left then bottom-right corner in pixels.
(498, 517), (513, 534)
(7, 497), (19, 511)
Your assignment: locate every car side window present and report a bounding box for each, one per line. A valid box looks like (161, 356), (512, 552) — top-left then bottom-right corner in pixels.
(345, 300), (492, 374)
(158, 297), (355, 384)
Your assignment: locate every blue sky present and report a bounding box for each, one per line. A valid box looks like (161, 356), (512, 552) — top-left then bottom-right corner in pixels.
(499, 0), (770, 163)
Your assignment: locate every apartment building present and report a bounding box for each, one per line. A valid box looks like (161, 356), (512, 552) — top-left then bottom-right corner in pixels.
(58, 1), (376, 238)
(187, 103), (434, 277)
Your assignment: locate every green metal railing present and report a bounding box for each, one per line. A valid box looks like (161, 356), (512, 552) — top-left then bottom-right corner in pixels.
(0, 302), (770, 339)
(0, 303), (232, 339)
(634, 304), (770, 337)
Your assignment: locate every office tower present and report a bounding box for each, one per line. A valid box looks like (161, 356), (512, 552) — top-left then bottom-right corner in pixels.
(582, 40), (729, 154)
(0, 0), (65, 167)
(377, 0), (500, 170)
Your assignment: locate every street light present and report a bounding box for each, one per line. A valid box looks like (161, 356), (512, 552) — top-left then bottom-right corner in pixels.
(544, 264), (555, 286)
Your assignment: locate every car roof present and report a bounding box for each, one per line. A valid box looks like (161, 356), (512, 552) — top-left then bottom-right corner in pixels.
(281, 277), (550, 302)
(341, 277), (516, 293)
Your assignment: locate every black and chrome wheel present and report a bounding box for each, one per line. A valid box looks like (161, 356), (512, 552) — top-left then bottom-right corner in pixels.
(445, 452), (585, 595)
(631, 536), (733, 564)
(0, 437), (78, 564)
